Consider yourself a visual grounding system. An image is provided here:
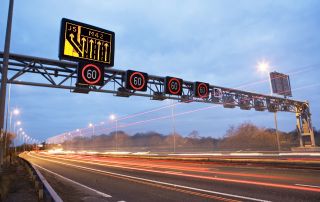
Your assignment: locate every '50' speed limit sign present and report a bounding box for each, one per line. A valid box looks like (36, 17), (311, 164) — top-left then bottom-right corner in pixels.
(77, 62), (104, 86)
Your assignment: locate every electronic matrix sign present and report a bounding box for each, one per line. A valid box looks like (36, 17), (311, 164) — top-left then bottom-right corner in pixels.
(194, 82), (209, 98)
(165, 76), (183, 95)
(59, 18), (115, 66)
(125, 70), (148, 91)
(77, 62), (104, 86)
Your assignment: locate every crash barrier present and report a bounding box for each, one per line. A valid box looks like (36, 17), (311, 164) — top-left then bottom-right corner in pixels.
(18, 156), (63, 202)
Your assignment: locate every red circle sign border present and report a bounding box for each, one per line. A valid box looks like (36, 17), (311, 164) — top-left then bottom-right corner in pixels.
(168, 78), (181, 95)
(197, 83), (209, 98)
(129, 72), (146, 91)
(81, 63), (102, 85)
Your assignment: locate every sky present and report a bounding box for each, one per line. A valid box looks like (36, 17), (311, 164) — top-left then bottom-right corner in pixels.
(0, 0), (319, 143)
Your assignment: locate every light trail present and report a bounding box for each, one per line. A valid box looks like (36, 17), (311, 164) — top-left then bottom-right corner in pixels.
(29, 152), (320, 193)
(46, 153), (299, 181)
(26, 153), (272, 201)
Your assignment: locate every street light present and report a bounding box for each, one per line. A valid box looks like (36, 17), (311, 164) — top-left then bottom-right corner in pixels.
(4, 108), (20, 159)
(13, 121), (21, 150)
(89, 123), (94, 136)
(257, 61), (270, 73)
(256, 61), (281, 152)
(109, 114), (118, 151)
(12, 108), (20, 115)
(9, 108), (20, 132)
(13, 120), (21, 134)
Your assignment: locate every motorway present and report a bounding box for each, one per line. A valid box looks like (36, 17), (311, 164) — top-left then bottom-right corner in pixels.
(21, 152), (320, 202)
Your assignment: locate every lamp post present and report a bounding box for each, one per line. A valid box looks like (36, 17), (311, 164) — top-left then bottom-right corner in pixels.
(257, 61), (281, 152)
(3, 108), (19, 163)
(9, 108), (19, 133)
(13, 120), (21, 135)
(13, 121), (21, 154)
(0, 0), (14, 170)
(109, 114), (118, 151)
(21, 131), (26, 151)
(89, 123), (94, 137)
(171, 100), (176, 153)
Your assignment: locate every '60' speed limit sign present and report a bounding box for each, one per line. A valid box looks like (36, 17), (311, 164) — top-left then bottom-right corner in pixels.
(77, 62), (104, 86)
(125, 70), (149, 91)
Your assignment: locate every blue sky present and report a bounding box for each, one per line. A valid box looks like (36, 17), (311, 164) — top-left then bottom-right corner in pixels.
(1, 0), (319, 142)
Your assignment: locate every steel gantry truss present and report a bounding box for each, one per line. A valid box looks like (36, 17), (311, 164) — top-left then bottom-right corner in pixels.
(0, 52), (316, 148)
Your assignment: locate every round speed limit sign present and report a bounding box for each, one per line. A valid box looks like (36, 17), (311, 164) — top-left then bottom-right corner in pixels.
(125, 70), (149, 91)
(77, 63), (104, 86)
(194, 82), (209, 98)
(165, 76), (183, 95)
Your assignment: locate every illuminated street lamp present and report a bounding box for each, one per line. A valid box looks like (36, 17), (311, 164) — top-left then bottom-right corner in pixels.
(11, 108), (20, 128)
(13, 108), (20, 115)
(9, 108), (20, 132)
(109, 114), (118, 151)
(13, 121), (21, 147)
(89, 122), (94, 136)
(257, 61), (270, 73)
(76, 128), (83, 137)
(13, 120), (21, 134)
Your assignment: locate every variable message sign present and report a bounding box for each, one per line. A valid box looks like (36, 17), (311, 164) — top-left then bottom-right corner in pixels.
(194, 82), (209, 98)
(77, 62), (104, 86)
(270, 72), (292, 97)
(125, 70), (148, 91)
(165, 76), (183, 95)
(59, 18), (115, 66)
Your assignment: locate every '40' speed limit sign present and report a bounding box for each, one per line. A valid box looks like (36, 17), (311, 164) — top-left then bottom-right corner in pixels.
(77, 62), (104, 86)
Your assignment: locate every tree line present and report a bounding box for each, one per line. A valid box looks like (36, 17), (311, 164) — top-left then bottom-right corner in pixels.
(60, 123), (320, 152)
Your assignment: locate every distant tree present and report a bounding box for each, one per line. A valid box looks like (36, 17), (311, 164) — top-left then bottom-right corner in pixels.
(218, 123), (277, 151)
(188, 130), (200, 139)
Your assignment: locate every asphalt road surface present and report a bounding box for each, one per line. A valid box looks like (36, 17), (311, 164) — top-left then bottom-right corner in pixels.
(21, 152), (320, 202)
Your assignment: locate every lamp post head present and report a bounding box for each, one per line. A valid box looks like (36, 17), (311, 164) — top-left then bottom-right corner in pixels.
(109, 114), (116, 121)
(257, 61), (270, 73)
(13, 108), (20, 115)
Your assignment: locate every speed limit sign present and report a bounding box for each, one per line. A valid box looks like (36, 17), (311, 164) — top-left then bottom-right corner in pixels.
(77, 62), (104, 86)
(125, 70), (148, 91)
(194, 82), (209, 98)
(165, 76), (183, 95)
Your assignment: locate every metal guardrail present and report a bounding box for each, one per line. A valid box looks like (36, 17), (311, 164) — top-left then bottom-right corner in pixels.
(18, 156), (63, 202)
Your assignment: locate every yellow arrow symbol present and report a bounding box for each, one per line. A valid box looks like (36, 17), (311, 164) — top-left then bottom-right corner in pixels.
(97, 41), (101, 60)
(69, 33), (82, 53)
(89, 39), (94, 59)
(81, 37), (86, 56)
(104, 42), (109, 61)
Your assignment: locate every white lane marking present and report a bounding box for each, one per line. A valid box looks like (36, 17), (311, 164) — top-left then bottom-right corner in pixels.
(163, 171), (183, 174)
(168, 153), (223, 156)
(32, 163), (112, 198)
(295, 184), (320, 188)
(230, 153), (263, 156)
(29, 153), (269, 202)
